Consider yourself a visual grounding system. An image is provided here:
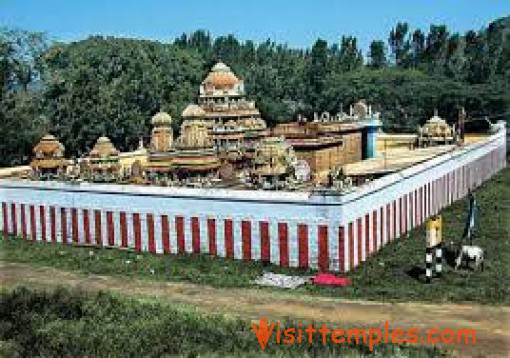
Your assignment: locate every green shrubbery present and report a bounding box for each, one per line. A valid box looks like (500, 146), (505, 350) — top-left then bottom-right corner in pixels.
(0, 287), (448, 357)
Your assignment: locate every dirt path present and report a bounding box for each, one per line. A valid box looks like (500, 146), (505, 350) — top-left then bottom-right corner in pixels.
(1, 262), (508, 357)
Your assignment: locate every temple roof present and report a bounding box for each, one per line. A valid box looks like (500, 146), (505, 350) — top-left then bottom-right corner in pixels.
(151, 111), (172, 126)
(182, 104), (206, 118)
(33, 134), (65, 155)
(90, 136), (119, 158)
(203, 62), (240, 87)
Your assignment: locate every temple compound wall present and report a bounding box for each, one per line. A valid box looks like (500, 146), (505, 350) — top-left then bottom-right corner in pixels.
(0, 126), (506, 272)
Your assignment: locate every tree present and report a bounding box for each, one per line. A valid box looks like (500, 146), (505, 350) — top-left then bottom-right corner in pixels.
(0, 28), (50, 166)
(368, 40), (387, 69)
(425, 24), (449, 74)
(389, 22), (410, 67)
(306, 38), (328, 109)
(409, 29), (425, 68)
(338, 36), (363, 72)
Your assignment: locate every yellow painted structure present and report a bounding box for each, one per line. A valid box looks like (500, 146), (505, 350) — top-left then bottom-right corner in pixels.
(426, 216), (443, 248)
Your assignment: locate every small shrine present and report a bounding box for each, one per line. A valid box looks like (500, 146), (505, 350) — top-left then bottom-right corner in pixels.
(252, 136), (297, 188)
(418, 110), (455, 147)
(88, 136), (121, 182)
(145, 111), (175, 176)
(30, 134), (68, 179)
(172, 114), (220, 179)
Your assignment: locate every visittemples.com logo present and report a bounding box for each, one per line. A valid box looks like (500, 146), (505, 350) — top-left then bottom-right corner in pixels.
(251, 319), (476, 351)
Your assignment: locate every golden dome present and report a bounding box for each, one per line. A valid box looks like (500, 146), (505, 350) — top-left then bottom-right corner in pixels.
(182, 104), (206, 118)
(33, 134), (65, 156)
(30, 134), (68, 172)
(90, 136), (119, 158)
(151, 111), (172, 126)
(203, 62), (240, 87)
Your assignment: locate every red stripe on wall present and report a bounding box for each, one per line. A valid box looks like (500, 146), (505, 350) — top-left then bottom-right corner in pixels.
(59, 207), (68, 244)
(386, 204), (391, 242)
(147, 213), (155, 253)
(120, 212), (128, 248)
(224, 218), (234, 259)
(94, 210), (102, 246)
(402, 194), (408, 234)
(318, 225), (329, 272)
(241, 220), (251, 261)
(207, 218), (216, 256)
(348, 222), (354, 270)
(11, 203), (17, 235)
(447, 173), (451, 205)
(338, 226), (345, 272)
(298, 223), (308, 269)
(30, 205), (37, 241)
(161, 215), (170, 254)
(419, 187), (423, 225)
(380, 207), (385, 245)
(20, 204), (27, 238)
(133, 213), (141, 252)
(427, 183), (431, 217)
(107, 211), (115, 246)
(392, 200), (397, 239)
(39, 206), (46, 243)
(72, 208), (79, 244)
(399, 197), (403, 237)
(372, 210), (377, 252)
(50, 207), (57, 243)
(1, 202), (7, 235)
(176, 216), (185, 254)
(409, 191), (413, 229)
(260, 221), (270, 263)
(83, 209), (90, 245)
(414, 190), (418, 227)
(365, 214), (370, 256)
(191, 217), (200, 254)
(278, 222), (289, 267)
(357, 217), (363, 263)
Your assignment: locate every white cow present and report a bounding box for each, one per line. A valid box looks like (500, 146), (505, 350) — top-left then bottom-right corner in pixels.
(455, 245), (484, 271)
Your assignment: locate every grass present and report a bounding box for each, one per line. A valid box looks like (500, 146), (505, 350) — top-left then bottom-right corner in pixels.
(1, 167), (509, 305)
(0, 287), (449, 357)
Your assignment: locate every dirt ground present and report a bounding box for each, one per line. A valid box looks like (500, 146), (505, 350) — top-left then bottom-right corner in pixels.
(1, 262), (508, 357)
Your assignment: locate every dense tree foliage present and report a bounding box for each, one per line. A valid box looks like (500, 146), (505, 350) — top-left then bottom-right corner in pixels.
(0, 17), (508, 167)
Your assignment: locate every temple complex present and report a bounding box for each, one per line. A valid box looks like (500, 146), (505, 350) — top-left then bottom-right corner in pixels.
(22, 63), (492, 192)
(88, 136), (121, 182)
(30, 134), (68, 179)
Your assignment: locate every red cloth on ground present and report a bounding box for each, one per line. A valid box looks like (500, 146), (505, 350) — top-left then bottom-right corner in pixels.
(312, 273), (352, 287)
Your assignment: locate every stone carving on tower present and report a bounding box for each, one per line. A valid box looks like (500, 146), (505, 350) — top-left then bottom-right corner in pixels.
(196, 61), (268, 161)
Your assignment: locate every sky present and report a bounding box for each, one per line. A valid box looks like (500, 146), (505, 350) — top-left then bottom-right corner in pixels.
(1, 0), (509, 52)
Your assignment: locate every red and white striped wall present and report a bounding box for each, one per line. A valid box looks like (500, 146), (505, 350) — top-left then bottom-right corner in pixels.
(0, 202), (339, 271)
(1, 129), (507, 272)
